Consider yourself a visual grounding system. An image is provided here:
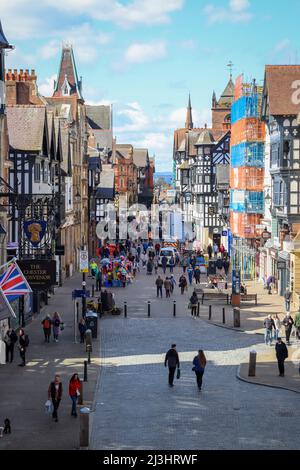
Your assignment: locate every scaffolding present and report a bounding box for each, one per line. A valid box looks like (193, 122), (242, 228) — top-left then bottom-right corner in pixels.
(230, 167), (264, 191)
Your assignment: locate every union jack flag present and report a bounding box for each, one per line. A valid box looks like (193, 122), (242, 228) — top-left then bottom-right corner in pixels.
(0, 263), (32, 302)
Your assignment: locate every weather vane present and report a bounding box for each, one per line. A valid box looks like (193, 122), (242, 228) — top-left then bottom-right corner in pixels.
(227, 61), (234, 79)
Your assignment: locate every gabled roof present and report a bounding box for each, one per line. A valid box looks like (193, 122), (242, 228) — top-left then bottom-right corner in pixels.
(217, 78), (234, 107)
(115, 144), (133, 160)
(264, 65), (300, 116)
(86, 105), (111, 130)
(53, 45), (83, 100)
(133, 148), (149, 168)
(195, 127), (215, 146)
(6, 105), (47, 152)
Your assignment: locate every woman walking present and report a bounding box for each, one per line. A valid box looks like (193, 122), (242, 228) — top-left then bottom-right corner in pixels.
(48, 375), (63, 422)
(192, 350), (207, 391)
(52, 312), (62, 342)
(190, 291), (199, 317)
(69, 373), (81, 417)
(179, 274), (187, 295)
(273, 314), (282, 341)
(78, 318), (87, 344)
(187, 265), (194, 286)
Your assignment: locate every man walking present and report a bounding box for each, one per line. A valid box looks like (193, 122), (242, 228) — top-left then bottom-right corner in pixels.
(161, 255), (168, 275)
(164, 277), (172, 298)
(284, 288), (292, 312)
(275, 338), (288, 377)
(264, 314), (275, 346)
(4, 328), (18, 363)
(282, 313), (294, 345)
(48, 375), (63, 422)
(18, 329), (29, 366)
(156, 276), (163, 298)
(164, 344), (180, 387)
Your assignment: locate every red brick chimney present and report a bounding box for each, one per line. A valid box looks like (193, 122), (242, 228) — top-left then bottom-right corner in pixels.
(5, 68), (40, 105)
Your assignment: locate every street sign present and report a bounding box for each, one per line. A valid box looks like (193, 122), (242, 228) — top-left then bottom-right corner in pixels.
(232, 269), (241, 295)
(222, 231), (228, 237)
(80, 250), (89, 273)
(213, 228), (219, 234)
(72, 290), (91, 300)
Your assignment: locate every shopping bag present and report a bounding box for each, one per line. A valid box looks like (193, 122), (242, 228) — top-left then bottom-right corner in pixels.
(60, 322), (65, 331)
(45, 400), (53, 414)
(176, 368), (181, 380)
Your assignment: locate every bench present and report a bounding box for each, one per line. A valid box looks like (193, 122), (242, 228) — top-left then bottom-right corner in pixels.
(200, 292), (230, 305)
(241, 293), (257, 305)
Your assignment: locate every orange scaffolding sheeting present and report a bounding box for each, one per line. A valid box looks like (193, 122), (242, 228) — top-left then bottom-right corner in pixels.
(230, 212), (263, 239)
(231, 118), (266, 146)
(230, 167), (265, 191)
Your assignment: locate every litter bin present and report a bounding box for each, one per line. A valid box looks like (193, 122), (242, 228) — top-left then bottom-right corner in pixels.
(85, 311), (98, 338)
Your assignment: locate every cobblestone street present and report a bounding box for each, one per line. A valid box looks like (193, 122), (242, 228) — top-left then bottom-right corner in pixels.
(91, 268), (300, 450)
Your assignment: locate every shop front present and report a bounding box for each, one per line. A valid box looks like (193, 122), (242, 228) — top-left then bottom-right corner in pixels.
(277, 252), (290, 297)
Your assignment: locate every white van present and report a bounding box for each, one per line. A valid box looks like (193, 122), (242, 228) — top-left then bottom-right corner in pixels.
(158, 247), (179, 266)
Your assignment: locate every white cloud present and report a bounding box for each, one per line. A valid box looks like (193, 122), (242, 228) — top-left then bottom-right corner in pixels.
(38, 40), (60, 60)
(179, 39), (197, 50)
(44, 0), (184, 28)
(204, 0), (253, 24)
(124, 41), (167, 65)
(115, 102), (150, 132)
(38, 75), (57, 96)
(273, 39), (291, 53)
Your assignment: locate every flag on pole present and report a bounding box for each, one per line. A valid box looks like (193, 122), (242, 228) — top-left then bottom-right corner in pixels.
(0, 262), (32, 303)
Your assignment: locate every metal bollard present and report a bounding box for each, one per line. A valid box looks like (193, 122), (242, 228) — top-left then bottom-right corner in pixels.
(148, 301), (151, 317)
(124, 301), (127, 318)
(233, 308), (241, 328)
(197, 302), (200, 317)
(222, 308), (226, 324)
(79, 407), (90, 449)
(87, 345), (91, 364)
(84, 360), (88, 382)
(209, 305), (212, 321)
(92, 285), (95, 297)
(248, 350), (257, 377)
(173, 300), (176, 317)
(78, 382), (83, 405)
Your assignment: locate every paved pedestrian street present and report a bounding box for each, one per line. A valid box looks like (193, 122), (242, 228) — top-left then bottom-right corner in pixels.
(90, 268), (300, 450)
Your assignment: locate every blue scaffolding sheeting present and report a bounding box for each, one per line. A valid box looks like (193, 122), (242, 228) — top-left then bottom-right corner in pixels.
(231, 94), (259, 125)
(230, 190), (264, 214)
(231, 142), (264, 168)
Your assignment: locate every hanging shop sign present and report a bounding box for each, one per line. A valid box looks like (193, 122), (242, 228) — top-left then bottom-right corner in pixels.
(23, 220), (47, 247)
(17, 260), (56, 290)
(277, 261), (286, 270)
(222, 231), (228, 237)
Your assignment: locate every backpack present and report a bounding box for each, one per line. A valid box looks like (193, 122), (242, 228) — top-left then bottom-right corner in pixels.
(44, 319), (50, 329)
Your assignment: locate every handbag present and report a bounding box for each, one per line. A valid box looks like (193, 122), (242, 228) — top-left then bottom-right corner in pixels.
(60, 322), (65, 331)
(188, 302), (192, 309)
(176, 368), (181, 379)
(45, 400), (53, 414)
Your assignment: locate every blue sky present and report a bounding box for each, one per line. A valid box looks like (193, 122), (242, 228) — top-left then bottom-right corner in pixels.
(2, 0), (300, 171)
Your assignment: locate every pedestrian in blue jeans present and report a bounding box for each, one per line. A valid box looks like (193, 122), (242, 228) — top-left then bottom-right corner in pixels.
(69, 373), (81, 417)
(192, 350), (207, 391)
(264, 315), (275, 346)
(187, 266), (193, 286)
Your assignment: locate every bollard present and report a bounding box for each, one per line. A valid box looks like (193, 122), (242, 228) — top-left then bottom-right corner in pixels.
(87, 345), (91, 364)
(92, 285), (95, 298)
(124, 301), (127, 318)
(197, 302), (200, 317)
(79, 407), (90, 449)
(248, 350), (257, 377)
(233, 308), (241, 328)
(84, 360), (88, 382)
(78, 382), (83, 405)
(222, 308), (226, 324)
(173, 300), (176, 317)
(148, 301), (151, 317)
(209, 305), (212, 321)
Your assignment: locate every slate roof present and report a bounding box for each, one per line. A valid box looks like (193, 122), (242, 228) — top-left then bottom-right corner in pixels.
(6, 105), (46, 151)
(217, 78), (235, 107)
(264, 65), (300, 116)
(195, 128), (215, 146)
(0, 21), (11, 48)
(115, 144), (133, 160)
(53, 45), (83, 100)
(96, 164), (114, 199)
(133, 148), (149, 168)
(86, 105), (111, 130)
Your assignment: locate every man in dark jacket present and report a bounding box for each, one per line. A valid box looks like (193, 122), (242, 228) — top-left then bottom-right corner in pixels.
(161, 255), (168, 274)
(4, 328), (18, 363)
(48, 375), (63, 422)
(282, 314), (294, 345)
(18, 329), (29, 366)
(164, 344), (180, 387)
(155, 276), (163, 298)
(275, 338), (288, 377)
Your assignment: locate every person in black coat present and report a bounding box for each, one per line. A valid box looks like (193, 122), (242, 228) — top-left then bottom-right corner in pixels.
(48, 375), (63, 422)
(18, 329), (29, 367)
(275, 338), (288, 377)
(164, 344), (180, 387)
(4, 328), (18, 363)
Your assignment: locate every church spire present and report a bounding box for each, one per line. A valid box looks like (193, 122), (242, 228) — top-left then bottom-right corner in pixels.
(185, 93), (193, 130)
(53, 44), (83, 100)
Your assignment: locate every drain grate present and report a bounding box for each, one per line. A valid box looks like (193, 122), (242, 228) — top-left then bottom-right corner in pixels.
(277, 410), (294, 417)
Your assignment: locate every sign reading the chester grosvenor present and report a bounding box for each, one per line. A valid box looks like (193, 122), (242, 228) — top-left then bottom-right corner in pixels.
(17, 260), (56, 290)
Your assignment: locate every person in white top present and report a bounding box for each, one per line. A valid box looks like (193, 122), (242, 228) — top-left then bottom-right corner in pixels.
(273, 314), (282, 341)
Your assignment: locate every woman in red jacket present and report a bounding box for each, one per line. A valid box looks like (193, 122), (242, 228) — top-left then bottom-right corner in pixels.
(69, 373), (81, 417)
